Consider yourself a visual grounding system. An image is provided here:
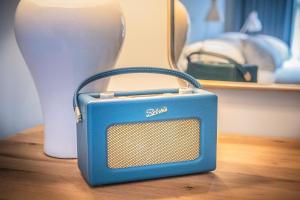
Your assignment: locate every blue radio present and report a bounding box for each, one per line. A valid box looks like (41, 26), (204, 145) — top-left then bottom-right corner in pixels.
(73, 67), (217, 186)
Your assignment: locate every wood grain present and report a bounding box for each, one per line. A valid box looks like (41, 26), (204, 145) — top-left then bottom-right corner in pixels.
(0, 126), (299, 200)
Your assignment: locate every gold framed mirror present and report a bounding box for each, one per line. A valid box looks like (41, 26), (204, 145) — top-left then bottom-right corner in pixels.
(168, 0), (300, 91)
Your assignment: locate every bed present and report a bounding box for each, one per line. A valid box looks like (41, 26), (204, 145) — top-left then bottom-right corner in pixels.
(178, 32), (300, 84)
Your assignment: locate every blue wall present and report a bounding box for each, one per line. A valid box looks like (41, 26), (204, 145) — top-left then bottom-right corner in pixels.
(180, 0), (225, 44)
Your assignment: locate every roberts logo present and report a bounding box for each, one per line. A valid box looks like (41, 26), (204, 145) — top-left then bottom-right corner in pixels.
(146, 106), (168, 118)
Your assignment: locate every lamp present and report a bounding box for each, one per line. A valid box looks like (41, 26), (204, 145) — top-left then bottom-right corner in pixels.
(206, 0), (220, 22)
(240, 11), (263, 33)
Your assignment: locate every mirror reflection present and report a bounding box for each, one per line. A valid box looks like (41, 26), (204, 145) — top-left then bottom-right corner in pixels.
(173, 0), (300, 84)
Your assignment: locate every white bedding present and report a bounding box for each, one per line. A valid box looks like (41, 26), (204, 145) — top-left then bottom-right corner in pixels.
(276, 59), (300, 84)
(221, 33), (289, 71)
(177, 33), (297, 83)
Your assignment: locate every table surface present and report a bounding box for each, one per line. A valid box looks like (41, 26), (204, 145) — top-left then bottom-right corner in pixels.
(0, 126), (299, 200)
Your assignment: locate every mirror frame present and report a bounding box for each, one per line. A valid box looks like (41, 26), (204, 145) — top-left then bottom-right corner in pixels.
(167, 0), (300, 92)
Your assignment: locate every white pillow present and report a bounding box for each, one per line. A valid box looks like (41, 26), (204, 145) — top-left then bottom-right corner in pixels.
(220, 32), (248, 51)
(276, 59), (300, 84)
(242, 36), (276, 71)
(222, 33), (290, 71)
(255, 35), (289, 67)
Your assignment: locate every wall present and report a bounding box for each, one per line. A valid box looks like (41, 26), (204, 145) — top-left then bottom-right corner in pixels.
(109, 0), (178, 91)
(0, 0), (299, 139)
(180, 0), (225, 43)
(211, 88), (300, 138)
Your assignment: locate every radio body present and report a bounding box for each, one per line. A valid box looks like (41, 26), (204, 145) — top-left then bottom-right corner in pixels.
(74, 67), (217, 186)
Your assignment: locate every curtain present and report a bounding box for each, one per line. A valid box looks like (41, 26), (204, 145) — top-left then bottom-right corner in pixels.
(226, 0), (295, 46)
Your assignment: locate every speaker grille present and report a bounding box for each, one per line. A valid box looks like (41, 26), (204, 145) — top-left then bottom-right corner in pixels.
(107, 119), (200, 169)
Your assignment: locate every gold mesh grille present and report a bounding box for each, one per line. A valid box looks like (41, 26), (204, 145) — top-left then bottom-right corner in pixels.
(107, 119), (200, 169)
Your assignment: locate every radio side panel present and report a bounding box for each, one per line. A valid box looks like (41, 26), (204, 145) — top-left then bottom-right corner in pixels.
(77, 94), (95, 183)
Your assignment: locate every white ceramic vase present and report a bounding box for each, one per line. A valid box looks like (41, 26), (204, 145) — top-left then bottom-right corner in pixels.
(15, 0), (125, 158)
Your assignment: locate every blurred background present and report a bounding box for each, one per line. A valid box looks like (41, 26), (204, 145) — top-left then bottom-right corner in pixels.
(175, 0), (300, 84)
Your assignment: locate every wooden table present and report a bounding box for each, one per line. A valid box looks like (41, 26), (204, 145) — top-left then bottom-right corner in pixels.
(0, 126), (299, 200)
